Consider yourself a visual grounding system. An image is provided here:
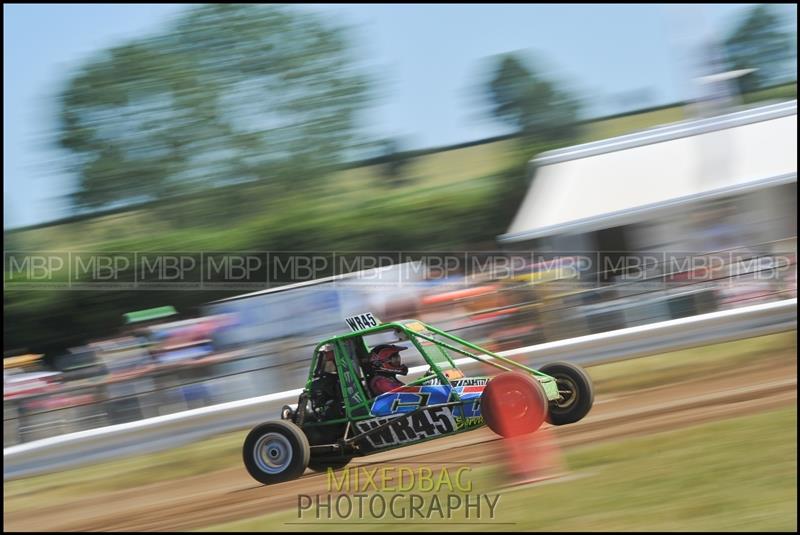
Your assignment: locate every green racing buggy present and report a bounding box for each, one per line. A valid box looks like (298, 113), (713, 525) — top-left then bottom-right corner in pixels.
(243, 314), (594, 485)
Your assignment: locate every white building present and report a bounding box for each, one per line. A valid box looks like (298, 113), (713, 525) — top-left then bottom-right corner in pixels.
(499, 100), (797, 255)
(498, 100), (796, 337)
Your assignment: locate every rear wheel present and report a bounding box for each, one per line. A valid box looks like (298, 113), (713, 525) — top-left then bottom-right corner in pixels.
(243, 420), (310, 485)
(482, 372), (548, 437)
(539, 361), (594, 425)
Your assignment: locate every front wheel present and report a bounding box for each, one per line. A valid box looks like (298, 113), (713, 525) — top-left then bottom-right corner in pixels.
(538, 361), (594, 425)
(243, 420), (310, 485)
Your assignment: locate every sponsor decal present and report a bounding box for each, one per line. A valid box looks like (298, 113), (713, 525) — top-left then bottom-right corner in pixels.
(404, 321), (430, 334)
(342, 370), (364, 406)
(390, 391), (431, 413)
(452, 389), (482, 420)
(454, 415), (485, 430)
(424, 377), (489, 387)
(371, 385), (449, 416)
(370, 383), (484, 420)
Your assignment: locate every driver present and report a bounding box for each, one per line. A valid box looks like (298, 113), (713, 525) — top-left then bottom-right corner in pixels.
(368, 344), (409, 396)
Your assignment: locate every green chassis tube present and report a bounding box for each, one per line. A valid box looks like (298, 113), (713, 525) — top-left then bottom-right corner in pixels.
(301, 318), (560, 425)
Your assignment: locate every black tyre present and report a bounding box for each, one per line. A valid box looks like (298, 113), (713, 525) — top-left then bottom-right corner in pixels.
(307, 456), (353, 472)
(538, 361), (594, 425)
(482, 372), (548, 438)
(243, 420), (310, 485)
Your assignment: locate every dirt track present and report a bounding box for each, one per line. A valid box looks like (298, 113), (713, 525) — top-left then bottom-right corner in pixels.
(4, 359), (797, 532)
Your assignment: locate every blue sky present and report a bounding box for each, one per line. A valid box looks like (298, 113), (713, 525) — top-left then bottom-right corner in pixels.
(4, 4), (797, 229)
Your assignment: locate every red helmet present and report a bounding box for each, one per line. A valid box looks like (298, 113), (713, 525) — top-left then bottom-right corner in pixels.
(369, 344), (408, 375)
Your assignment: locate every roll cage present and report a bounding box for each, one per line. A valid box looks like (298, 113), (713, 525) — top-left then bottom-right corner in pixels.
(303, 319), (556, 426)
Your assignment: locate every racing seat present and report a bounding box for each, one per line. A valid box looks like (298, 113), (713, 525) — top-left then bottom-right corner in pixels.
(308, 347), (345, 420)
(309, 374), (344, 419)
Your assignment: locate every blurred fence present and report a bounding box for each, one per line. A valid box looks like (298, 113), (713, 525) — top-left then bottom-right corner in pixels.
(3, 241), (796, 448)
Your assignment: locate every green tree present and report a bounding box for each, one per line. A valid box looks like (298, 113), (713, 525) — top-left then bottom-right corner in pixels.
(485, 52), (582, 141)
(59, 4), (372, 210)
(723, 5), (795, 94)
